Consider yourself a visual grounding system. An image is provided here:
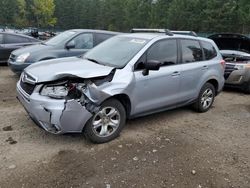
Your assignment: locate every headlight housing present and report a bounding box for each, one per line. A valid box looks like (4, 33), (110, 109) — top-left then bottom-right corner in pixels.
(16, 53), (30, 63)
(40, 82), (85, 99)
(235, 64), (245, 70)
(235, 63), (250, 70)
(40, 85), (69, 99)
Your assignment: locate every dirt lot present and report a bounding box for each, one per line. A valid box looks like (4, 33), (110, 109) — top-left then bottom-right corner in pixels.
(0, 66), (249, 188)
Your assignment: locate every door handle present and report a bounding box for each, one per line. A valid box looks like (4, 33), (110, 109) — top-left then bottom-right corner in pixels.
(171, 71), (180, 76)
(202, 65), (208, 70)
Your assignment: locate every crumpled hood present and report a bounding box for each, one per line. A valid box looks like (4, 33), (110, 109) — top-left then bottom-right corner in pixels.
(25, 57), (114, 83)
(12, 43), (52, 56)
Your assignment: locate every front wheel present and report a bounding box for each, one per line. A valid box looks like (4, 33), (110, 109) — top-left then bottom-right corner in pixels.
(193, 83), (215, 113)
(84, 99), (126, 144)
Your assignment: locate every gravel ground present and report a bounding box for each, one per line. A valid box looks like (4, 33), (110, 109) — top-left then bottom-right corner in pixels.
(0, 66), (250, 188)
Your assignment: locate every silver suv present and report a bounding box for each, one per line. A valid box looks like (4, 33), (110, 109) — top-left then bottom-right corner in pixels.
(17, 29), (225, 143)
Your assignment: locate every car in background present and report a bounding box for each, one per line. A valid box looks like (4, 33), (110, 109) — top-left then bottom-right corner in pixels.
(209, 33), (250, 93)
(0, 32), (40, 64)
(8, 29), (119, 74)
(17, 29), (224, 143)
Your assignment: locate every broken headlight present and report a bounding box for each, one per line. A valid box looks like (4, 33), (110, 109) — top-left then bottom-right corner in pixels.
(40, 85), (69, 99)
(40, 82), (86, 99)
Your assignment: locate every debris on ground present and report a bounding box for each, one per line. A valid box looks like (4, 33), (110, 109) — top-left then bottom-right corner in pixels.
(3, 126), (13, 131)
(191, 170), (197, 175)
(5, 137), (17, 145)
(8, 165), (16, 169)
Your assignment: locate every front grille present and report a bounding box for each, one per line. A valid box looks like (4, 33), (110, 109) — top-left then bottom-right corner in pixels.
(224, 63), (237, 79)
(9, 54), (16, 61)
(20, 80), (35, 95)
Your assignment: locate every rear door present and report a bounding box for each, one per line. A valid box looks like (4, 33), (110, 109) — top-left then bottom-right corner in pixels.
(178, 39), (207, 100)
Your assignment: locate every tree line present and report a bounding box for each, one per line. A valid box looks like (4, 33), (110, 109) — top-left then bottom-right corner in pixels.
(0, 0), (250, 33)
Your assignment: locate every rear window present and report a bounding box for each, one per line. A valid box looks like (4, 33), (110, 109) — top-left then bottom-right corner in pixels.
(95, 33), (114, 44)
(181, 39), (203, 63)
(201, 41), (217, 60)
(5, 34), (30, 44)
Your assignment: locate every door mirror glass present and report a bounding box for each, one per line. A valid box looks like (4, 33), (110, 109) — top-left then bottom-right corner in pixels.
(143, 60), (161, 76)
(66, 40), (75, 49)
(145, 60), (161, 70)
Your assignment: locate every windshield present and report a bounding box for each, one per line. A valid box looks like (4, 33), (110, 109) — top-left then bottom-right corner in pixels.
(45, 31), (77, 45)
(84, 36), (149, 68)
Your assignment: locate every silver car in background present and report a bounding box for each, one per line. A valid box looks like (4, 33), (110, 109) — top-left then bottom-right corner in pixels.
(17, 29), (225, 143)
(209, 33), (250, 93)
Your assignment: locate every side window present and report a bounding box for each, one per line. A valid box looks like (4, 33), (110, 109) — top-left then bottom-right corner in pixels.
(5, 35), (29, 44)
(71, 33), (93, 49)
(201, 41), (217, 60)
(0, 34), (3, 44)
(96, 33), (113, 44)
(181, 39), (203, 63)
(147, 39), (178, 65)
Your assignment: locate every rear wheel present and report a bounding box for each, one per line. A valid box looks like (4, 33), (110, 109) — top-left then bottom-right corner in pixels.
(84, 99), (126, 144)
(193, 83), (215, 112)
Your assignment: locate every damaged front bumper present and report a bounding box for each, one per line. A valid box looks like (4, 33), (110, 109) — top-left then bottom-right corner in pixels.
(17, 81), (93, 134)
(226, 69), (250, 85)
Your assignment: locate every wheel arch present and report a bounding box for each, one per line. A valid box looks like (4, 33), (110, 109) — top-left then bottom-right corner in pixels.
(206, 78), (219, 95)
(110, 94), (131, 118)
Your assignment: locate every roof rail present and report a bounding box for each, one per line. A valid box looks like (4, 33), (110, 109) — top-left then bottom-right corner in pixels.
(130, 28), (198, 37)
(130, 28), (173, 36)
(171, 31), (198, 37)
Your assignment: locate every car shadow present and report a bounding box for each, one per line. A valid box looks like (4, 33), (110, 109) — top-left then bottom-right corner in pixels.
(223, 87), (247, 95)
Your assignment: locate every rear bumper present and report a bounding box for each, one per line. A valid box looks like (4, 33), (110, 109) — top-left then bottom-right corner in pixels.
(16, 81), (93, 134)
(225, 69), (250, 85)
(225, 81), (250, 90)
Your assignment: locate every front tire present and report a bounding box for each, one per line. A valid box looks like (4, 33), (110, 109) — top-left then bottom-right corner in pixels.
(84, 99), (126, 144)
(193, 83), (215, 113)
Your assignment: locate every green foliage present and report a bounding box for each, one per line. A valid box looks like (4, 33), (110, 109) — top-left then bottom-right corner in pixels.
(0, 0), (56, 28)
(31, 0), (56, 27)
(15, 0), (28, 28)
(0, 0), (250, 33)
(0, 0), (18, 26)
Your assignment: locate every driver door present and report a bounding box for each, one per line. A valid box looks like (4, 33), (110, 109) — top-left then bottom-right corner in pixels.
(132, 39), (182, 115)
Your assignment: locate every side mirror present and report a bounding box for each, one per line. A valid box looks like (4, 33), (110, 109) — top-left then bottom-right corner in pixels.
(66, 41), (75, 49)
(142, 60), (161, 76)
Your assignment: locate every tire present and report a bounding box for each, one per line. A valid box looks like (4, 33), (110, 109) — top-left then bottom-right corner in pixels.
(193, 83), (215, 113)
(84, 98), (126, 144)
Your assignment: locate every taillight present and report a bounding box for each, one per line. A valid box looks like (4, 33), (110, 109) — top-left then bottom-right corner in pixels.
(220, 60), (225, 69)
